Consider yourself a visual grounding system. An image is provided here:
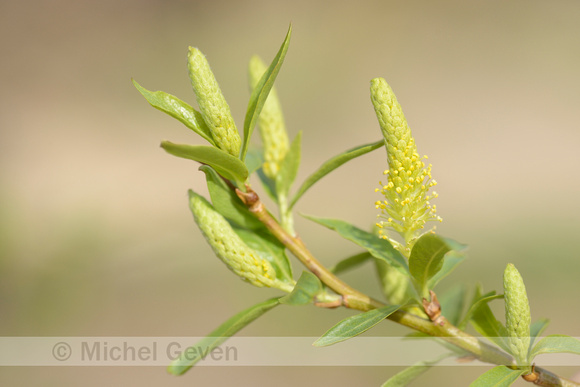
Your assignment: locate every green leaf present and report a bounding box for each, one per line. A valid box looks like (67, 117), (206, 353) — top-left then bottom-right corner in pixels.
(427, 250), (466, 290)
(279, 271), (322, 305)
(241, 25), (291, 161)
(381, 353), (452, 387)
(313, 305), (401, 347)
(469, 366), (525, 387)
(167, 297), (280, 375)
(409, 233), (451, 298)
(438, 284), (467, 326)
(440, 237), (468, 252)
(276, 131), (302, 197)
(289, 140), (384, 209)
(303, 215), (408, 275)
(161, 141), (248, 183)
(468, 284), (510, 353)
(245, 147), (264, 174)
(132, 79), (216, 146)
(200, 165), (264, 230)
(329, 252), (372, 275)
(233, 227), (293, 283)
(256, 168), (278, 203)
(459, 290), (503, 330)
(530, 335), (580, 360)
(529, 318), (550, 349)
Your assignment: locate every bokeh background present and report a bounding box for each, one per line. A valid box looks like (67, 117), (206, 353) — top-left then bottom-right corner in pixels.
(2, 0), (580, 385)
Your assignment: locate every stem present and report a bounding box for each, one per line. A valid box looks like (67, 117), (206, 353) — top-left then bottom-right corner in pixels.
(278, 193), (295, 235)
(236, 186), (580, 387)
(237, 186), (382, 312)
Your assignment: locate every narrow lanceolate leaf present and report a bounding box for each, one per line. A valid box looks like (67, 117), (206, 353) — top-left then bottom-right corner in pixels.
(329, 252), (372, 275)
(276, 131), (302, 197)
(279, 271), (322, 306)
(426, 237), (467, 289)
(303, 215), (408, 275)
(529, 318), (550, 349)
(161, 141), (248, 184)
(290, 140), (384, 209)
(468, 285), (510, 353)
(132, 79), (216, 146)
(459, 289), (503, 330)
(313, 305), (400, 347)
(241, 24), (292, 161)
(408, 233), (451, 298)
(248, 55), (289, 179)
(469, 366), (525, 387)
(200, 165), (263, 230)
(427, 251), (466, 290)
(530, 335), (580, 360)
(233, 227), (294, 284)
(168, 297), (280, 375)
(438, 284), (467, 326)
(244, 147), (264, 174)
(256, 168), (278, 203)
(381, 353), (452, 387)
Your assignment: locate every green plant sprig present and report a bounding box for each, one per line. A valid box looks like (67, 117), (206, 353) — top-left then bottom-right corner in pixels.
(134, 24), (580, 387)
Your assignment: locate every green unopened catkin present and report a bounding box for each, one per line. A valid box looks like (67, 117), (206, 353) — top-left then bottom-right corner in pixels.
(248, 55), (289, 178)
(189, 191), (292, 292)
(188, 47), (241, 157)
(503, 263), (531, 366)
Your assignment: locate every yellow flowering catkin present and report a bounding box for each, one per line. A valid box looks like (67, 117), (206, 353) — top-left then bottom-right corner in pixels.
(248, 55), (289, 178)
(189, 191), (292, 292)
(370, 78), (441, 245)
(503, 263), (531, 366)
(188, 47), (241, 157)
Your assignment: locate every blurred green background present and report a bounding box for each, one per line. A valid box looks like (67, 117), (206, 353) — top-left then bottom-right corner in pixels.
(2, 0), (579, 385)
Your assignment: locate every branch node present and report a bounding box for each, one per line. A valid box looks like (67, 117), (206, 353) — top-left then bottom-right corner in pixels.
(422, 290), (444, 325)
(522, 364), (539, 383)
(236, 185), (262, 212)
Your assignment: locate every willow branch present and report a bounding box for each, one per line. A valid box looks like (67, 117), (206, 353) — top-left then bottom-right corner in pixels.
(236, 185), (579, 387)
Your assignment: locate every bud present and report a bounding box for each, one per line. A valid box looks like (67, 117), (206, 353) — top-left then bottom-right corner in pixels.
(503, 263), (531, 366)
(187, 47), (241, 157)
(189, 191), (292, 292)
(371, 78), (441, 246)
(248, 55), (289, 178)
